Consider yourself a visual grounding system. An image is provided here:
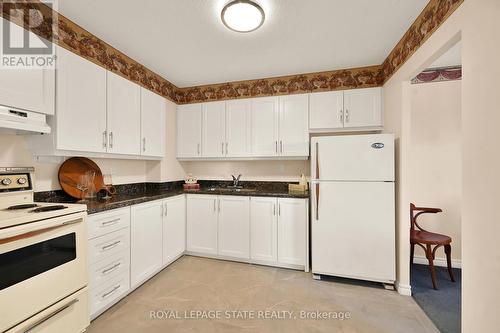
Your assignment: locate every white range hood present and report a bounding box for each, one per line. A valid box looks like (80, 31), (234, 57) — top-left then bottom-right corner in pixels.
(0, 105), (51, 134)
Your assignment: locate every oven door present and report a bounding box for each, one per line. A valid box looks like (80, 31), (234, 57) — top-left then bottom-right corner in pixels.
(0, 212), (88, 332)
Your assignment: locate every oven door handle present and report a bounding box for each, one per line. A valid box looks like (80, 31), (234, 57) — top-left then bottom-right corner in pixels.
(0, 219), (81, 245)
(22, 298), (79, 333)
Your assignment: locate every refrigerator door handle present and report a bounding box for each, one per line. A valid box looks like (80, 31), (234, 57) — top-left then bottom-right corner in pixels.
(315, 183), (320, 220)
(315, 142), (320, 179)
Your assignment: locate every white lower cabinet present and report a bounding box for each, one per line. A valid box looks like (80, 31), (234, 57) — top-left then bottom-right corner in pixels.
(87, 208), (131, 319)
(130, 201), (163, 288)
(187, 194), (308, 269)
(186, 194), (218, 254)
(162, 195), (186, 265)
(218, 196), (250, 259)
(250, 197), (278, 263)
(277, 198), (308, 266)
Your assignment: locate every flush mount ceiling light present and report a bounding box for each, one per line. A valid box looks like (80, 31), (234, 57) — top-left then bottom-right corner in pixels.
(221, 0), (265, 33)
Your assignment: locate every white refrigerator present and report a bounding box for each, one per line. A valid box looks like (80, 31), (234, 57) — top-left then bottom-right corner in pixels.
(311, 134), (395, 284)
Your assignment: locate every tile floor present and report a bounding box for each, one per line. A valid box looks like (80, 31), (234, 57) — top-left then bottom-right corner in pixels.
(87, 256), (438, 333)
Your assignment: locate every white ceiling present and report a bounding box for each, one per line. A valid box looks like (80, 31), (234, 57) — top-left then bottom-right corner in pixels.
(58, 0), (428, 87)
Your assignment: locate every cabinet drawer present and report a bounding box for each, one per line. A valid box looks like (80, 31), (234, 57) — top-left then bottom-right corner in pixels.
(88, 207), (130, 239)
(90, 273), (129, 317)
(89, 250), (130, 290)
(88, 228), (130, 265)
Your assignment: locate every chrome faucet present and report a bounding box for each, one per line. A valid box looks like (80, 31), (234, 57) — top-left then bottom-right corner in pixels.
(231, 174), (242, 187)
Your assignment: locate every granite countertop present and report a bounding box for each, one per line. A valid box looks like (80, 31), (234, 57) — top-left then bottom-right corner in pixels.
(35, 180), (309, 215)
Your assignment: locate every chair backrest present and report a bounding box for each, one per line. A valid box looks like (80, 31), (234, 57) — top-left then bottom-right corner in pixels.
(410, 203), (417, 232)
(409, 203), (442, 232)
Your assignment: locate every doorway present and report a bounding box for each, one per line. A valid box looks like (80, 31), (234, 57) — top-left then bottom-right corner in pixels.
(407, 41), (462, 333)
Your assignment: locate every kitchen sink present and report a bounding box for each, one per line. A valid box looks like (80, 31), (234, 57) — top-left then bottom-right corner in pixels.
(207, 187), (256, 193)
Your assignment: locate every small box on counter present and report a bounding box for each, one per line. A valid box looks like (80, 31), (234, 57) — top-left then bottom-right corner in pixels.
(183, 183), (200, 190)
(288, 184), (307, 193)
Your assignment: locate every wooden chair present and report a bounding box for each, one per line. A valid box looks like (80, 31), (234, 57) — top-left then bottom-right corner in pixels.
(410, 203), (455, 289)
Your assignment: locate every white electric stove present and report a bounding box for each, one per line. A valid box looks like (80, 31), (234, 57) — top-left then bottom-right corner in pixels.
(0, 167), (90, 333)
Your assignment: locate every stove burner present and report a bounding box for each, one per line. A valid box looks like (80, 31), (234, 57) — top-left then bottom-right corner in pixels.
(6, 203), (39, 210)
(30, 205), (68, 213)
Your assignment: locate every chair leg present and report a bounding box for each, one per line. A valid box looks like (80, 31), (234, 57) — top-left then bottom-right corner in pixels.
(426, 244), (439, 290)
(444, 244), (456, 282)
(410, 243), (415, 265)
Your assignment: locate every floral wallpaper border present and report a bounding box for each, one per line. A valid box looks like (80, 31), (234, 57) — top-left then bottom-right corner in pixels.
(1, 0), (463, 104)
(381, 0), (464, 83)
(411, 66), (462, 84)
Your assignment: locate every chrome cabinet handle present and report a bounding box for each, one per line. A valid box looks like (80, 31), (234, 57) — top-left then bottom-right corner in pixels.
(273, 203), (276, 216)
(23, 298), (79, 333)
(275, 141), (278, 153)
(102, 240), (120, 251)
(142, 138), (146, 152)
(315, 142), (320, 179)
(222, 142), (224, 155)
(280, 140), (283, 154)
(103, 131), (107, 149)
(102, 285), (121, 299)
(213, 199), (216, 212)
(218, 198), (221, 212)
(197, 143), (201, 156)
(225, 142), (228, 155)
(345, 109), (349, 122)
(164, 202), (168, 216)
(315, 183), (320, 220)
(340, 110), (344, 123)
(102, 262), (121, 275)
(101, 218), (120, 227)
(109, 131), (113, 149)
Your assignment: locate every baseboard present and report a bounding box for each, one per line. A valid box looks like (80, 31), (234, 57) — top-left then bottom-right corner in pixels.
(413, 255), (462, 269)
(395, 281), (412, 296)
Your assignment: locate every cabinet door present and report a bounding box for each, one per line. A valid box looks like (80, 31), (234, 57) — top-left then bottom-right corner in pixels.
(202, 101), (226, 157)
(251, 97), (279, 156)
(343, 87), (382, 128)
(0, 18), (54, 115)
(250, 197), (278, 263)
(130, 201), (163, 288)
(107, 71), (141, 155)
(141, 88), (165, 157)
(309, 91), (344, 130)
(162, 195), (186, 265)
(218, 196), (250, 259)
(277, 198), (307, 266)
(225, 99), (251, 157)
(186, 195), (218, 254)
(177, 104), (202, 158)
(56, 46), (107, 152)
(279, 94), (309, 156)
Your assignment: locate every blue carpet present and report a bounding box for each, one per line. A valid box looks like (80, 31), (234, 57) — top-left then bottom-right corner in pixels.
(411, 264), (461, 333)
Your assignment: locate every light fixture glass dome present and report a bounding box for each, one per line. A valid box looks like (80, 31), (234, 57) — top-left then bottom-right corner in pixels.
(221, 0), (265, 33)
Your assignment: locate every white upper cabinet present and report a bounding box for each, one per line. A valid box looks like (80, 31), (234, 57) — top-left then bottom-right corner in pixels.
(225, 99), (251, 157)
(140, 88), (165, 157)
(177, 103), (202, 158)
(343, 87), (382, 128)
(56, 46), (107, 153)
(309, 91), (344, 130)
(0, 18), (55, 115)
(218, 196), (250, 259)
(278, 94), (309, 156)
(202, 101), (226, 157)
(309, 87), (383, 132)
(251, 97), (279, 157)
(107, 71), (141, 155)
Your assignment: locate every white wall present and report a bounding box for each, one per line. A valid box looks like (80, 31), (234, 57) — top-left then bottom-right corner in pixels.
(409, 81), (461, 262)
(0, 133), (150, 191)
(384, 0), (500, 330)
(181, 160), (309, 181)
